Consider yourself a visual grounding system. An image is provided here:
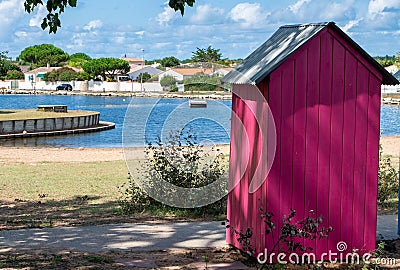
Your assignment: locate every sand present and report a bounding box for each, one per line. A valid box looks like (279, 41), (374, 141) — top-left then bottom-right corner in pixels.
(0, 137), (397, 163)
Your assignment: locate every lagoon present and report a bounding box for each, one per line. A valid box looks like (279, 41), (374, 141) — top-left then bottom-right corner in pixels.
(0, 94), (398, 148)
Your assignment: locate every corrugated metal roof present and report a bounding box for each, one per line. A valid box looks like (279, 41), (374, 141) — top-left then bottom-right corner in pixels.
(393, 70), (400, 81)
(222, 22), (399, 85)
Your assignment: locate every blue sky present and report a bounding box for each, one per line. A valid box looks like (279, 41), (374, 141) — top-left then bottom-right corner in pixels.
(1, 0), (400, 60)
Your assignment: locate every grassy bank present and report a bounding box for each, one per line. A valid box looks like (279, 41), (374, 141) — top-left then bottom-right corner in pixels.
(0, 160), (130, 229)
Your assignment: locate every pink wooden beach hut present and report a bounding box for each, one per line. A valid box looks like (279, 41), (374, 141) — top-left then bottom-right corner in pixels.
(222, 22), (398, 260)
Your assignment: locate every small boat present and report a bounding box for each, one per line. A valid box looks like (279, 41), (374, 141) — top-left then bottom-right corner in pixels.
(189, 99), (207, 108)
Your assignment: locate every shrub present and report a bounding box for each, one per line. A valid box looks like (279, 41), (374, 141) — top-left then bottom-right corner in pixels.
(160, 75), (176, 90)
(6, 70), (24, 80)
(137, 72), (151, 82)
(118, 130), (227, 216)
(378, 145), (399, 205)
(183, 73), (222, 92)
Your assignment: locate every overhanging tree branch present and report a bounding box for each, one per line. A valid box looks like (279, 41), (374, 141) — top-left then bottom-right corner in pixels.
(24, 0), (195, 33)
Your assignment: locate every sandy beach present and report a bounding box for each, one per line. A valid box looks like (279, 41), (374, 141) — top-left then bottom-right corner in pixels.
(0, 137), (397, 163)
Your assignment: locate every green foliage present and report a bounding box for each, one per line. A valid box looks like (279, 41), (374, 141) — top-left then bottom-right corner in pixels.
(192, 46), (222, 63)
(70, 52), (91, 61)
(43, 66), (88, 81)
(0, 51), (22, 80)
(169, 86), (178, 92)
(24, 0), (77, 33)
(137, 72), (151, 82)
(227, 207), (333, 262)
(82, 58), (130, 80)
(160, 75), (177, 89)
(160, 56), (180, 67)
(147, 74), (159, 82)
(24, 0), (194, 33)
(19, 44), (69, 67)
(374, 55), (396, 67)
(145, 131), (226, 189)
(184, 73), (222, 91)
(118, 130), (227, 215)
(43, 67), (74, 82)
(169, 0), (195, 15)
(378, 145), (399, 205)
(69, 52), (91, 68)
(6, 70), (24, 80)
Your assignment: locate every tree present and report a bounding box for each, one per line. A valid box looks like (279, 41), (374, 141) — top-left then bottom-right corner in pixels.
(19, 44), (69, 67)
(23, 0), (195, 33)
(82, 58), (130, 80)
(6, 70), (25, 80)
(160, 75), (177, 90)
(44, 67), (75, 82)
(0, 51), (22, 80)
(137, 72), (151, 83)
(69, 52), (91, 68)
(160, 56), (180, 67)
(192, 46), (222, 63)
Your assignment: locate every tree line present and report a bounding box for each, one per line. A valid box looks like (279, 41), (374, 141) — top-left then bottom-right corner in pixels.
(1, 43), (237, 82)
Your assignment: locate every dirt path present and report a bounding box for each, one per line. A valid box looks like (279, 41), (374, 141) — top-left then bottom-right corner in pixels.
(0, 138), (397, 164)
(0, 144), (231, 163)
(381, 136), (400, 157)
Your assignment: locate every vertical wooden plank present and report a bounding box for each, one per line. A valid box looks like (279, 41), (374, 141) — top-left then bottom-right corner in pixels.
(352, 63), (369, 250)
(291, 47), (307, 251)
(253, 79), (271, 254)
(227, 91), (243, 247)
(316, 30), (333, 257)
(328, 39), (346, 251)
(266, 70), (282, 251)
(246, 99), (259, 254)
(304, 36), (320, 252)
(340, 51), (357, 248)
(364, 74), (381, 252)
(279, 59), (295, 242)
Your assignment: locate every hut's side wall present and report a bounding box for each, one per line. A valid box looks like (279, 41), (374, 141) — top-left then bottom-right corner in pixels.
(227, 28), (382, 260)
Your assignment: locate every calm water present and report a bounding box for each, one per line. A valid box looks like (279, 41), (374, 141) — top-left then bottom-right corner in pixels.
(0, 95), (231, 148)
(0, 94), (398, 148)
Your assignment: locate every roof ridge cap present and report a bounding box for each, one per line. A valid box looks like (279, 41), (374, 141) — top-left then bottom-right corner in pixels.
(280, 22), (332, 29)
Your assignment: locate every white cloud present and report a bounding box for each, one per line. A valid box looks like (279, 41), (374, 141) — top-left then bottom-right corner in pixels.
(342, 19), (362, 32)
(156, 6), (178, 26)
(229, 3), (268, 28)
(289, 0), (312, 14)
(83, 20), (103, 31)
(14, 31), (28, 38)
(29, 5), (47, 28)
(190, 4), (224, 24)
(368, 0), (400, 14)
(0, 0), (25, 38)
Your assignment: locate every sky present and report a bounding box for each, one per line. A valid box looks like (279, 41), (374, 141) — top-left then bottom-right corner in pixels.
(1, 0), (400, 61)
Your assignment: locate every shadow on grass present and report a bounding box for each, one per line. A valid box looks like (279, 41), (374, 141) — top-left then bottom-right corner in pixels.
(0, 196), (128, 230)
(0, 196), (217, 231)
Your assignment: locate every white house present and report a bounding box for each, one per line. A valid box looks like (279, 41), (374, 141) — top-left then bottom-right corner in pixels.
(24, 66), (59, 82)
(158, 68), (212, 82)
(128, 66), (163, 81)
(211, 67), (234, 77)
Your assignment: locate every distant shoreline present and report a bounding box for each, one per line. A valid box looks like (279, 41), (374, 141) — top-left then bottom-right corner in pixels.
(0, 89), (232, 100)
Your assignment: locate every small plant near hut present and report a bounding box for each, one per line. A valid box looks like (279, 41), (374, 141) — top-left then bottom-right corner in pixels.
(118, 129), (227, 217)
(378, 145), (399, 206)
(227, 204), (333, 268)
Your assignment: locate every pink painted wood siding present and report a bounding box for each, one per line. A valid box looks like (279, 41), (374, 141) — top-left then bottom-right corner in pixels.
(227, 27), (382, 259)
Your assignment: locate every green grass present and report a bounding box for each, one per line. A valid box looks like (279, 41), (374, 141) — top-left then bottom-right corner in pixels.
(0, 160), (129, 203)
(0, 109), (95, 121)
